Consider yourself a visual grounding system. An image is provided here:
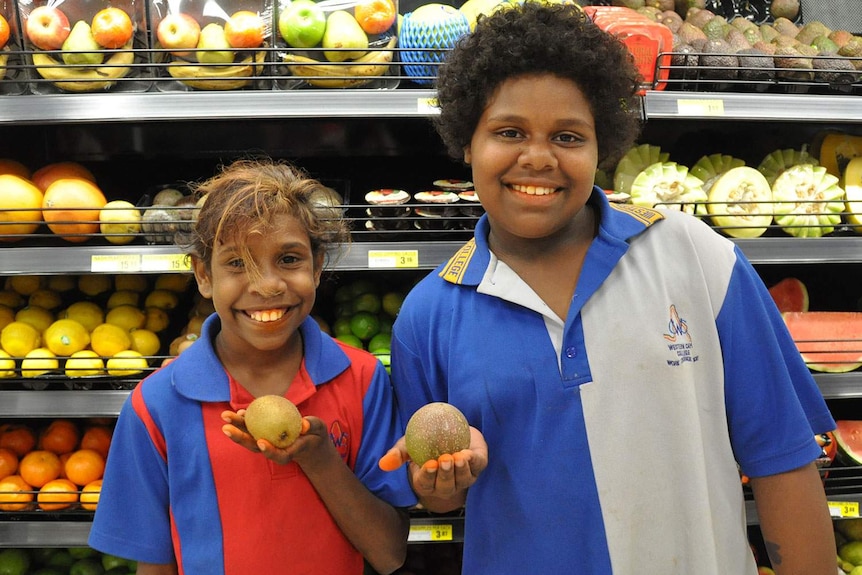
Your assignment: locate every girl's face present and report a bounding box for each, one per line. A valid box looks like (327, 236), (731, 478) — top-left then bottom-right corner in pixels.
(464, 73), (599, 246)
(193, 213), (322, 357)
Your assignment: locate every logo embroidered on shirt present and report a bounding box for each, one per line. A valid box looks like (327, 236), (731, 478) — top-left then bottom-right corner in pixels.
(329, 420), (350, 462)
(663, 304), (699, 366)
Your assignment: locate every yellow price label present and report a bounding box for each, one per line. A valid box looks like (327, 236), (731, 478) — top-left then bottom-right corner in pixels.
(676, 99), (725, 116)
(141, 253), (191, 272)
(408, 524), (453, 542)
(829, 501), (860, 518)
(90, 254), (141, 272)
(368, 250), (419, 269)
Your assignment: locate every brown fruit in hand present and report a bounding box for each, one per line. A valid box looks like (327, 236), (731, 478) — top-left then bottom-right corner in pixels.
(244, 395), (303, 449)
(405, 402), (470, 466)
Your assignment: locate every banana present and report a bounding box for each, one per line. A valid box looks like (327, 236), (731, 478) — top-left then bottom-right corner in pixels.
(32, 40), (134, 92)
(167, 50), (265, 91)
(284, 36), (397, 88)
(0, 52), (7, 80)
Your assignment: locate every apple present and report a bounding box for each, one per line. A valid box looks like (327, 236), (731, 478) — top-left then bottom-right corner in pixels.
(224, 10), (264, 49)
(26, 5), (71, 51)
(279, 0), (326, 49)
(156, 12), (200, 57)
(91, 7), (134, 49)
(0, 14), (10, 49)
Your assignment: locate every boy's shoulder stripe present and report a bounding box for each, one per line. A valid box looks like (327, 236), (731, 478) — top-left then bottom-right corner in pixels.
(439, 239), (476, 284)
(609, 203), (665, 227)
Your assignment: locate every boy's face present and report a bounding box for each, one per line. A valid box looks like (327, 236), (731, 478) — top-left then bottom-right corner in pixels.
(463, 73), (598, 244)
(192, 213), (322, 356)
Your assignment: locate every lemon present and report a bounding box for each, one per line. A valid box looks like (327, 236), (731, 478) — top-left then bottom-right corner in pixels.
(154, 273), (191, 293)
(21, 347), (58, 377)
(8, 274), (44, 296)
(90, 322), (132, 357)
(0, 350), (15, 377)
(0, 305), (15, 331)
(129, 328), (161, 356)
(106, 290), (140, 309)
(78, 275), (112, 297)
(144, 289), (180, 310)
(114, 274), (149, 292)
(144, 306), (170, 333)
(43, 318), (91, 356)
(28, 289), (62, 310)
(47, 275), (77, 293)
(64, 349), (105, 378)
(0, 290), (24, 308)
(1, 320), (41, 357)
(60, 301), (105, 333)
(99, 199), (142, 245)
(15, 305), (54, 333)
(106, 350), (148, 376)
(105, 304), (146, 331)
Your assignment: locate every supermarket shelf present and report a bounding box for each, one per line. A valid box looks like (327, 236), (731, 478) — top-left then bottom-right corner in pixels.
(815, 373), (862, 401)
(734, 237), (862, 265)
(643, 91), (862, 123)
(0, 390), (130, 418)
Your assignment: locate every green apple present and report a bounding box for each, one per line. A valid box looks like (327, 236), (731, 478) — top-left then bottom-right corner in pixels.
(279, 0), (326, 49)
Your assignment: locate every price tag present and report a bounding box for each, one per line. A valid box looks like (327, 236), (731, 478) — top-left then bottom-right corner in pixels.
(368, 250), (419, 269)
(141, 253), (191, 272)
(676, 99), (725, 117)
(829, 501), (860, 518)
(408, 524), (453, 542)
(417, 97), (440, 115)
(90, 254), (141, 272)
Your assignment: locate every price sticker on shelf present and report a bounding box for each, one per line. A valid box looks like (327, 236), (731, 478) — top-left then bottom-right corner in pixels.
(676, 99), (725, 117)
(368, 250), (419, 269)
(408, 524), (453, 542)
(90, 254), (141, 273)
(829, 501), (860, 518)
(141, 253), (191, 272)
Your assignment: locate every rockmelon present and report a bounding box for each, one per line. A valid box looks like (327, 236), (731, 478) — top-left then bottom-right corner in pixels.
(612, 143), (670, 195)
(629, 161), (707, 215)
(782, 311), (862, 373)
(771, 164), (844, 238)
(757, 146), (820, 187)
(706, 166), (773, 238)
(690, 153), (746, 194)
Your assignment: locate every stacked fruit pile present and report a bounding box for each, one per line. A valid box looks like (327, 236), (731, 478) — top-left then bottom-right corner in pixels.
(605, 130), (862, 239)
(0, 546), (136, 575)
(0, 419), (111, 515)
(0, 272), (197, 384)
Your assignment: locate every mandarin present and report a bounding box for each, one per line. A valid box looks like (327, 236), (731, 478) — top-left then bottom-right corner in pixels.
(0, 474), (34, 511)
(37, 477), (79, 511)
(0, 425), (37, 457)
(38, 419), (80, 455)
(19, 449), (63, 488)
(64, 449), (106, 486)
(0, 447), (18, 480)
(79, 426), (112, 459)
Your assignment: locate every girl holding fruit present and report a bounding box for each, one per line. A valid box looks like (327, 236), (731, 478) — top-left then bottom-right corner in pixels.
(89, 158), (415, 575)
(379, 3), (836, 574)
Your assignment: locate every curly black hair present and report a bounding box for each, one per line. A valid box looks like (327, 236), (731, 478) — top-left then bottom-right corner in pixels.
(432, 2), (643, 170)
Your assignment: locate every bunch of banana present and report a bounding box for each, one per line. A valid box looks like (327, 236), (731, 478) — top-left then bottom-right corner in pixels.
(32, 39), (134, 92)
(283, 36), (397, 89)
(167, 50), (265, 91)
(0, 50), (7, 79)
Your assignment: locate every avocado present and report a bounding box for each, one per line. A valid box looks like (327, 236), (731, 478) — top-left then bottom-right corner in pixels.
(795, 21), (832, 46)
(737, 47), (776, 86)
(812, 57), (859, 89)
(774, 44), (814, 82)
(700, 38), (739, 81)
(769, 0), (800, 22)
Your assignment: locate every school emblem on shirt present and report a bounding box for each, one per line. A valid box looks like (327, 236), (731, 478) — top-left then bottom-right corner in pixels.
(663, 304), (699, 366)
(329, 420), (350, 462)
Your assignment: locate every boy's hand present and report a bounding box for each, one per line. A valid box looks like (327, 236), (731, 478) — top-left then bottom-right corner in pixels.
(221, 409), (314, 465)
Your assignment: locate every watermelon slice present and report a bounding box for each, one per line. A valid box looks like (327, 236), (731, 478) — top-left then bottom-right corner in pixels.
(782, 311), (862, 373)
(834, 421), (862, 466)
(768, 277), (809, 313)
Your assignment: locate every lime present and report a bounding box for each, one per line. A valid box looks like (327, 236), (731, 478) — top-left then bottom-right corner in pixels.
(334, 301), (354, 317)
(31, 568), (64, 575)
(377, 315), (393, 335)
(332, 317), (353, 337)
(67, 548), (98, 560)
(367, 332), (392, 354)
(334, 285), (354, 304)
(101, 554), (129, 571)
(336, 334), (363, 349)
(348, 279), (376, 298)
(382, 291), (404, 317)
(349, 312), (380, 341)
(43, 549), (76, 569)
(373, 350), (391, 373)
(69, 558), (105, 575)
(0, 549), (31, 575)
(353, 292), (382, 314)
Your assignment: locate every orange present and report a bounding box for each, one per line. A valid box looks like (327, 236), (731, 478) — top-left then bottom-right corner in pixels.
(64, 448), (106, 486)
(39, 419), (80, 455)
(79, 426), (112, 459)
(58, 452), (72, 479)
(354, 0), (397, 35)
(79, 478), (102, 510)
(0, 425), (37, 457)
(19, 449), (62, 488)
(91, 7), (134, 49)
(37, 477), (79, 511)
(0, 158), (30, 180)
(31, 161), (96, 192)
(90, 322), (132, 357)
(0, 474), (35, 511)
(0, 447), (18, 480)
(0, 174), (44, 241)
(42, 178), (108, 243)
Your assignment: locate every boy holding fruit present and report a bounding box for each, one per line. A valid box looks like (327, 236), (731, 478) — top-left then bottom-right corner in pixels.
(89, 158), (415, 575)
(380, 3), (836, 574)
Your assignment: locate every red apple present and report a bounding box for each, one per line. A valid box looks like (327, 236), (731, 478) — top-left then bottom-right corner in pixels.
(156, 12), (200, 57)
(26, 5), (71, 50)
(224, 10), (264, 49)
(0, 14), (10, 49)
(91, 7), (134, 49)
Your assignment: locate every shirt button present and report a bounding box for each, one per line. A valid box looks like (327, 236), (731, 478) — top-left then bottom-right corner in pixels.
(565, 347), (577, 358)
